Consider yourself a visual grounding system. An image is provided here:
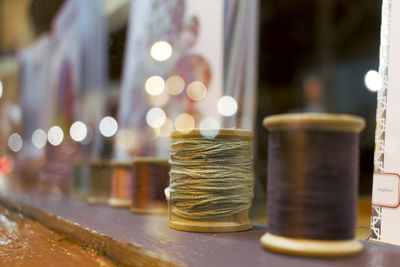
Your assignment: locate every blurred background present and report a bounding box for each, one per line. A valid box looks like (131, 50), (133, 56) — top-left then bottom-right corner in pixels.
(0, 0), (381, 199)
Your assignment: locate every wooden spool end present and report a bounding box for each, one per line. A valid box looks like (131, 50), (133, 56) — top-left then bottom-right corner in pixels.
(171, 128), (253, 140)
(263, 113), (366, 133)
(108, 198), (131, 208)
(130, 207), (167, 215)
(260, 233), (363, 258)
(169, 209), (253, 233)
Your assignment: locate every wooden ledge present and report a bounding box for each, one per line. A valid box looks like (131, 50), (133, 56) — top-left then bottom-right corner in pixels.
(0, 188), (399, 266)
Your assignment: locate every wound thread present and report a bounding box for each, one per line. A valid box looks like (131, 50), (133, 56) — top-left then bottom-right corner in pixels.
(267, 130), (358, 240)
(131, 159), (169, 211)
(169, 131), (254, 220)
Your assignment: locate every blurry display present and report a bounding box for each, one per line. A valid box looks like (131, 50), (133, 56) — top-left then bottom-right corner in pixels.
(116, 0), (258, 161)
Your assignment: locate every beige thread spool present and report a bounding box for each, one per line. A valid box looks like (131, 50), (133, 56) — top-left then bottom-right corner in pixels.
(86, 160), (112, 204)
(168, 129), (254, 233)
(260, 113), (365, 257)
(130, 157), (170, 215)
(108, 161), (133, 208)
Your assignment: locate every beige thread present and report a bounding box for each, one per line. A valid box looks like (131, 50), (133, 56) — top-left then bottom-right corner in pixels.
(169, 137), (254, 219)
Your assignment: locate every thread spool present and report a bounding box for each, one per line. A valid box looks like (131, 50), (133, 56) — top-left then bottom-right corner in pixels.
(70, 161), (90, 200)
(130, 157), (170, 214)
(86, 160), (112, 204)
(169, 129), (254, 233)
(260, 113), (365, 257)
(108, 162), (133, 208)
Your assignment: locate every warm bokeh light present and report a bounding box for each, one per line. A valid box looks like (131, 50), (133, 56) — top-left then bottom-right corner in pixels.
(70, 121), (88, 142)
(146, 107), (166, 128)
(217, 96), (238, 117)
(187, 81), (207, 101)
(99, 116), (118, 137)
(47, 126), (64, 146)
(0, 81), (3, 99)
(145, 76), (165, 96)
(166, 75), (185, 95)
(159, 118), (174, 137)
(175, 113), (195, 134)
(149, 90), (170, 107)
(8, 133), (22, 152)
(0, 156), (13, 175)
(116, 129), (136, 150)
(150, 41), (173, 61)
(32, 129), (47, 149)
(199, 117), (220, 138)
(364, 70), (382, 92)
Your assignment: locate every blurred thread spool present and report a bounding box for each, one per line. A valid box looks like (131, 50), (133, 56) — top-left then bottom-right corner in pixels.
(168, 129), (254, 233)
(70, 161), (90, 200)
(108, 162), (133, 208)
(260, 113), (365, 257)
(86, 160), (112, 204)
(130, 157), (169, 214)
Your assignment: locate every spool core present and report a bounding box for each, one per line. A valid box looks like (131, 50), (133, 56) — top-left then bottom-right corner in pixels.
(86, 160), (112, 205)
(169, 129), (254, 233)
(261, 113), (365, 257)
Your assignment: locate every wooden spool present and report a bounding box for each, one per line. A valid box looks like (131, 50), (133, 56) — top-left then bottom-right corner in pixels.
(130, 157), (169, 215)
(169, 129), (254, 233)
(260, 113), (365, 257)
(108, 161), (133, 208)
(86, 160), (112, 205)
(70, 160), (90, 200)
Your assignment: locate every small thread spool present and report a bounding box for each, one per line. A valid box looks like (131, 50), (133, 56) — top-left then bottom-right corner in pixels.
(130, 157), (170, 214)
(86, 160), (112, 205)
(260, 113), (365, 257)
(169, 129), (254, 233)
(108, 161), (133, 208)
(70, 161), (90, 200)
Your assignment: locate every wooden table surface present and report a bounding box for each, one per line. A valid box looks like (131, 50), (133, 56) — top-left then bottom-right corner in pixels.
(0, 189), (397, 267)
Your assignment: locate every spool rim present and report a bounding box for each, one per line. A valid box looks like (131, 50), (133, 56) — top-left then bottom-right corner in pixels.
(133, 157), (169, 165)
(108, 198), (131, 207)
(171, 128), (253, 140)
(263, 113), (366, 133)
(260, 233), (363, 257)
(110, 161), (132, 168)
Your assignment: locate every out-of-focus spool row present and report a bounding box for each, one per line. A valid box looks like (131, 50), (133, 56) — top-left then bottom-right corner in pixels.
(70, 157), (169, 214)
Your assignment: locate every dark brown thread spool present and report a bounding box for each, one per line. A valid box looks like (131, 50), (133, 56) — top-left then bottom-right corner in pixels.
(86, 160), (112, 205)
(130, 157), (169, 214)
(168, 129), (254, 233)
(108, 161), (133, 208)
(260, 113), (365, 257)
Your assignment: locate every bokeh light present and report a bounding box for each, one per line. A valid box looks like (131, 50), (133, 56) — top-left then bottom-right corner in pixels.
(81, 126), (93, 145)
(116, 129), (136, 150)
(0, 155), (13, 175)
(364, 70), (382, 92)
(150, 41), (173, 61)
(32, 129), (47, 149)
(0, 81), (3, 99)
(99, 116), (118, 137)
(149, 90), (170, 107)
(166, 75), (185, 95)
(145, 76), (165, 96)
(146, 107), (166, 128)
(175, 113), (195, 134)
(159, 118), (174, 137)
(217, 96), (238, 117)
(199, 117), (220, 138)
(187, 81), (207, 101)
(47, 126), (64, 146)
(8, 133), (22, 152)
(70, 121), (88, 142)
